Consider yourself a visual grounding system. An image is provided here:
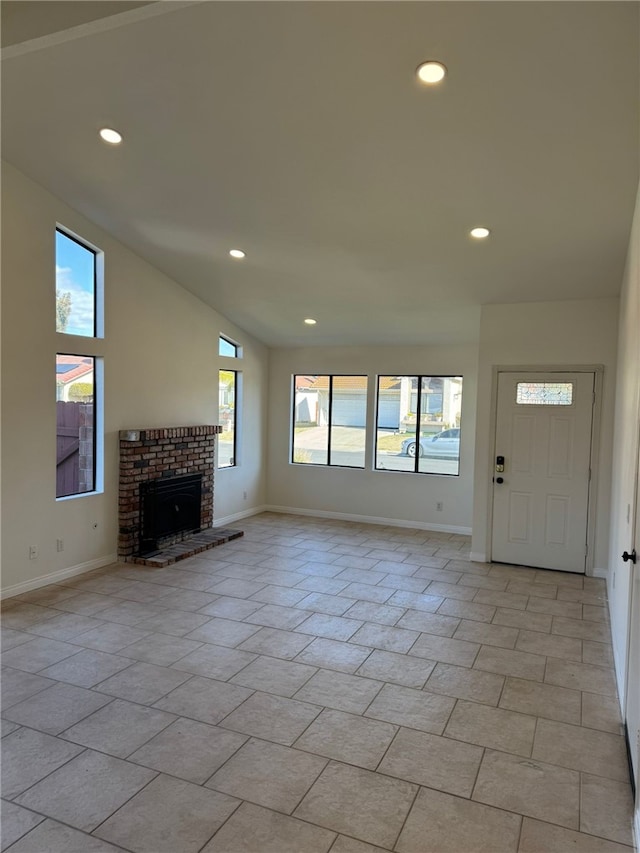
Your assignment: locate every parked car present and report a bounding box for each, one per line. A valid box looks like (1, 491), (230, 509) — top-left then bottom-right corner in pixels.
(401, 428), (460, 458)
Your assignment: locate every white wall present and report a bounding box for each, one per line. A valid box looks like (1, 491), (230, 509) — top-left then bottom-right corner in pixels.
(607, 185), (640, 701)
(471, 298), (619, 572)
(1, 162), (268, 595)
(267, 344), (478, 531)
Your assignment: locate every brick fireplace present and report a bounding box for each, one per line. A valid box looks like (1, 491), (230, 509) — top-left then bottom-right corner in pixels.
(118, 425), (242, 566)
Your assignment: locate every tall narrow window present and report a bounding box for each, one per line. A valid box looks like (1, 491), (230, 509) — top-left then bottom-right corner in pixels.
(55, 229), (99, 337)
(56, 354), (97, 497)
(375, 375), (463, 475)
(218, 334), (241, 468)
(292, 375), (367, 468)
(218, 369), (236, 468)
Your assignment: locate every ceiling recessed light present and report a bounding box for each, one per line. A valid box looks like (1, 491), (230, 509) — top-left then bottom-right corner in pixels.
(470, 227), (491, 239)
(416, 61), (447, 85)
(99, 127), (122, 145)
(304, 318), (317, 325)
(229, 249), (246, 259)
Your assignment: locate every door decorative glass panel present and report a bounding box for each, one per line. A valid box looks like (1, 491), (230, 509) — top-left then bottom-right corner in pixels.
(515, 382), (573, 406)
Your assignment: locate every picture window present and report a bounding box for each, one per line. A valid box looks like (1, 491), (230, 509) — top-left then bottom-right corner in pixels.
(375, 375), (463, 475)
(292, 375), (368, 468)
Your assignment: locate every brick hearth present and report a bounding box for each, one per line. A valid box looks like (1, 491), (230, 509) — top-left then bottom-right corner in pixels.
(118, 425), (242, 565)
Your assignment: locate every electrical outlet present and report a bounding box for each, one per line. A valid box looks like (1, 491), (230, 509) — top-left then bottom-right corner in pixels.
(436, 501), (444, 511)
(28, 545), (38, 560)
(56, 538), (64, 552)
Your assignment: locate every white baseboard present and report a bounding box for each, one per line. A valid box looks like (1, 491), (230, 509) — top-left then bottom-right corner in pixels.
(592, 566), (608, 579)
(2, 506), (468, 599)
(634, 806), (640, 852)
(1, 554), (118, 599)
(263, 505), (472, 536)
(611, 628), (628, 711)
(214, 505), (269, 527)
(470, 552), (488, 563)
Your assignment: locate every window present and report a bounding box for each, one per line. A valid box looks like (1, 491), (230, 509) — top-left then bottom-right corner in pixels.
(516, 382), (573, 406)
(56, 354), (98, 497)
(218, 335), (242, 468)
(219, 335), (240, 357)
(375, 376), (463, 475)
(55, 226), (104, 497)
(56, 229), (101, 337)
(292, 375), (367, 468)
(219, 369), (237, 467)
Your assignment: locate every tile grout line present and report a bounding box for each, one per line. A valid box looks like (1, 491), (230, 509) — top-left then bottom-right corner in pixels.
(389, 781), (421, 852)
(4, 739), (93, 805)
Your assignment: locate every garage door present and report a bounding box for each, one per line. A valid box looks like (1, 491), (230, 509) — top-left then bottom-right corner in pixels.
(378, 398), (400, 430)
(332, 395), (366, 427)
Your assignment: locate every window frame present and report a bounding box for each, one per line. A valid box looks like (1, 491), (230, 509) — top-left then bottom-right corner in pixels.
(291, 374), (368, 469)
(55, 352), (102, 500)
(218, 368), (238, 469)
(375, 374), (463, 476)
(219, 334), (242, 358)
(55, 226), (103, 339)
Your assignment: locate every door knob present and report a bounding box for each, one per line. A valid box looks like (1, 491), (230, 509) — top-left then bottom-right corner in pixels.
(622, 550), (637, 564)
(496, 477), (504, 484)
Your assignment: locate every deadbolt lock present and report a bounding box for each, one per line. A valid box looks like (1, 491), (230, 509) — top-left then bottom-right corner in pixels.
(495, 455), (505, 473)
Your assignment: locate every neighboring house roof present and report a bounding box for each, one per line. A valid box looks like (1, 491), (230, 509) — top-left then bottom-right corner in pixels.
(294, 376), (318, 389)
(56, 356), (93, 385)
(305, 376), (368, 391)
(297, 376), (459, 393)
(378, 377), (402, 392)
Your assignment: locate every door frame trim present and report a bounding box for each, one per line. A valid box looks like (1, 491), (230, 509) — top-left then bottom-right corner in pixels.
(486, 364), (604, 574)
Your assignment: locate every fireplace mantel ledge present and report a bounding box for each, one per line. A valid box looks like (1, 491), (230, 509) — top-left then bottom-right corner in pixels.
(119, 425), (223, 442)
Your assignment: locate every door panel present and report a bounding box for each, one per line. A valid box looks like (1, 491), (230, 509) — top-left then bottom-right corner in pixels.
(547, 417), (572, 477)
(508, 492), (531, 543)
(545, 495), (569, 546)
(492, 371), (594, 572)
(512, 417), (534, 474)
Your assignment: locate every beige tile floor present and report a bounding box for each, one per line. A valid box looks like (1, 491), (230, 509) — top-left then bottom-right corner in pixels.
(1, 512), (636, 852)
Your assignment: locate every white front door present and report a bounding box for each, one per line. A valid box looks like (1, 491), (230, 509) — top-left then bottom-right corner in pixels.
(491, 371), (595, 572)
(624, 426), (640, 805)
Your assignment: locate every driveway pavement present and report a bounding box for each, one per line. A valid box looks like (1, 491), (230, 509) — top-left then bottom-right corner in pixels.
(294, 427), (458, 474)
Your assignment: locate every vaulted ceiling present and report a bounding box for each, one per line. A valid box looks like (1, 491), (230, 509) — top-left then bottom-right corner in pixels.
(2, 1), (638, 346)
